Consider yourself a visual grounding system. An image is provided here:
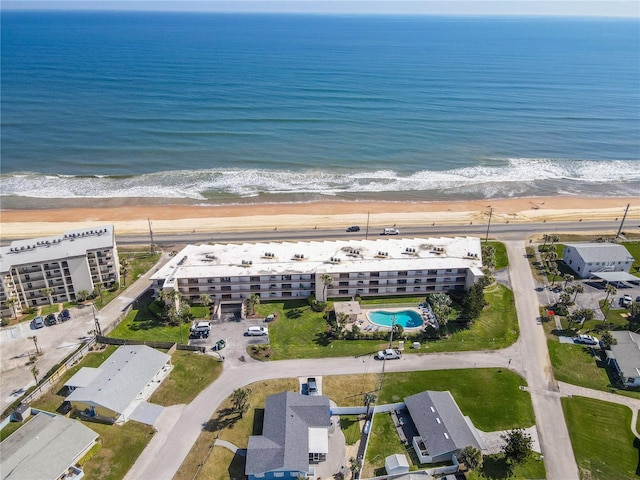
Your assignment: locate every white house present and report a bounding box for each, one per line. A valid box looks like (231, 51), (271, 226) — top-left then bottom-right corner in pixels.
(562, 243), (634, 278)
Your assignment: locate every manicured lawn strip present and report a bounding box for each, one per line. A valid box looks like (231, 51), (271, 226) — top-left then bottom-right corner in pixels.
(562, 396), (639, 480)
(40, 304), (60, 316)
(364, 413), (413, 476)
(359, 295), (426, 306)
(378, 369), (534, 432)
(81, 420), (155, 480)
(108, 302), (190, 343)
(467, 453), (546, 480)
(190, 306), (208, 318)
(258, 284), (518, 360)
(487, 241), (509, 270)
(149, 351), (223, 406)
(622, 241), (640, 277)
(340, 415), (362, 445)
(547, 339), (610, 391)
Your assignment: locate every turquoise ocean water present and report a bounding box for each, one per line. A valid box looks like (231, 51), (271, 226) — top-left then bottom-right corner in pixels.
(1, 12), (639, 205)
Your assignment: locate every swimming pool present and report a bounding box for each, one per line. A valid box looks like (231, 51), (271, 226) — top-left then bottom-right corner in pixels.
(367, 309), (423, 329)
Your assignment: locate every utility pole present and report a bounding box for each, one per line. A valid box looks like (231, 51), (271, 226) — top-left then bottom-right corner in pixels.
(148, 218), (156, 254)
(365, 211), (370, 240)
(92, 303), (102, 336)
(616, 203), (630, 239)
(485, 206), (493, 243)
(378, 316), (395, 391)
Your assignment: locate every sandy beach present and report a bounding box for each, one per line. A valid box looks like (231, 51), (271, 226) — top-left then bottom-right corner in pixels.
(1, 196), (639, 240)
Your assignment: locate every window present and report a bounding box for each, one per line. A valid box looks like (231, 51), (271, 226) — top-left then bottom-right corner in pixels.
(25, 274), (30, 281)
(221, 277), (231, 282)
(274, 473), (284, 477)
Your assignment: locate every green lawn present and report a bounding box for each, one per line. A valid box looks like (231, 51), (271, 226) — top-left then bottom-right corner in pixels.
(149, 351), (223, 406)
(81, 420), (155, 480)
(379, 368), (534, 431)
(487, 241), (509, 270)
(108, 301), (190, 343)
(563, 396), (639, 480)
(622, 241), (640, 277)
(122, 250), (162, 285)
(365, 413), (414, 476)
(258, 284), (518, 360)
(339, 415), (362, 445)
(467, 453), (546, 480)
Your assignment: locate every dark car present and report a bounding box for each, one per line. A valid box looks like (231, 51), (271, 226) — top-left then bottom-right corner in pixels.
(44, 313), (57, 326)
(59, 309), (71, 321)
(307, 377), (318, 395)
(212, 339), (226, 351)
(346, 226), (360, 232)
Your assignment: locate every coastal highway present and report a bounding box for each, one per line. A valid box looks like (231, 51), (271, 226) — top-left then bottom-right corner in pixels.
(113, 219), (638, 246)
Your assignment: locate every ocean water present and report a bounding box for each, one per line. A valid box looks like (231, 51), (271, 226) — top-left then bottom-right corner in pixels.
(1, 12), (639, 205)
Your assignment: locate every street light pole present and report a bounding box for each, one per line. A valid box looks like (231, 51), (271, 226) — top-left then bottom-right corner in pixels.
(485, 207), (493, 243)
(365, 211), (370, 240)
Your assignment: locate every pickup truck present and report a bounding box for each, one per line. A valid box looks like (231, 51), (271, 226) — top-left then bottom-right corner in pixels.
(376, 348), (402, 360)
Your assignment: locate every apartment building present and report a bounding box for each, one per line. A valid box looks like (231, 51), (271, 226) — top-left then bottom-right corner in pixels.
(0, 226), (119, 317)
(151, 237), (483, 308)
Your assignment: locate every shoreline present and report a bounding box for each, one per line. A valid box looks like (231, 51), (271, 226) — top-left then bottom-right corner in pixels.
(1, 196), (639, 240)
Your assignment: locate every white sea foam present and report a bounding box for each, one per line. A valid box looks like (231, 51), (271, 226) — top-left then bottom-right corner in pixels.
(1, 158), (638, 200)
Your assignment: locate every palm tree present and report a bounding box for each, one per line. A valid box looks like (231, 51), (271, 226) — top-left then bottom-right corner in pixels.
(321, 274), (333, 301)
(549, 265), (561, 287)
(572, 283), (584, 303)
(541, 234), (551, 249)
(246, 294), (260, 316)
(31, 364), (39, 384)
(28, 335), (40, 355)
(544, 249), (558, 267)
(459, 445), (483, 471)
(40, 287), (53, 306)
(563, 274), (574, 290)
(93, 283), (104, 304)
(4, 297), (18, 319)
(119, 257), (130, 286)
(363, 392), (377, 417)
(77, 289), (90, 303)
(603, 284), (617, 323)
(559, 291), (573, 308)
(549, 234), (560, 246)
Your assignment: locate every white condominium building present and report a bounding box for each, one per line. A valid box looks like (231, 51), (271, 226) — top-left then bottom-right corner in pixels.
(151, 237), (484, 306)
(0, 226), (119, 317)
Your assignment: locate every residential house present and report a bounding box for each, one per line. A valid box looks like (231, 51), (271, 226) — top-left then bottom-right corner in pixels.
(245, 391), (333, 480)
(608, 331), (640, 388)
(65, 345), (171, 424)
(562, 243), (634, 278)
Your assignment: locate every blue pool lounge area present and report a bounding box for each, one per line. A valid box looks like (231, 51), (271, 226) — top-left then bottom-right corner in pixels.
(367, 309), (424, 329)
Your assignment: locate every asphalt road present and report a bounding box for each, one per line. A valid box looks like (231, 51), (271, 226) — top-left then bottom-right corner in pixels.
(112, 219), (635, 247)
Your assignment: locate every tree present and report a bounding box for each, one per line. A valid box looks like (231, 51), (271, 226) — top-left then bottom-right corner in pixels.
(549, 234), (560, 246)
(321, 273), (334, 301)
(502, 428), (533, 464)
(77, 289), (90, 303)
(231, 388), (250, 418)
(30, 364), (40, 384)
(559, 291), (573, 308)
(93, 283), (104, 304)
(481, 244), (496, 271)
(459, 445), (483, 471)
(4, 296), (18, 319)
(119, 257), (130, 286)
(600, 330), (617, 349)
(563, 274), (574, 290)
(629, 302), (640, 327)
(428, 293), (453, 333)
(349, 457), (360, 479)
(28, 335), (40, 355)
(549, 264), (561, 287)
(572, 283), (585, 303)
(603, 284), (618, 322)
(541, 234), (551, 248)
(246, 294), (260, 316)
(363, 392), (377, 417)
(200, 294), (212, 314)
(40, 287), (53, 306)
(544, 247), (558, 266)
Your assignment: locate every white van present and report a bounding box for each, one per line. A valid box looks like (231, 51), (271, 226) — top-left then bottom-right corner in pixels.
(382, 228), (400, 235)
(246, 326), (269, 336)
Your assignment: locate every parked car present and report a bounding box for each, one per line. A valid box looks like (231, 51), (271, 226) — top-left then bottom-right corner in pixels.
(32, 316), (45, 329)
(621, 294), (633, 307)
(307, 377), (318, 395)
(381, 228), (400, 235)
(245, 326), (269, 336)
(376, 348), (402, 360)
(59, 309), (71, 321)
(44, 313), (57, 326)
(575, 334), (598, 345)
(190, 321), (211, 339)
(264, 313), (277, 323)
(212, 339), (226, 351)
(346, 226), (360, 232)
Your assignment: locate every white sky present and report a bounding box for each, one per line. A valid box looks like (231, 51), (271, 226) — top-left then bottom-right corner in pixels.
(2, 1), (639, 17)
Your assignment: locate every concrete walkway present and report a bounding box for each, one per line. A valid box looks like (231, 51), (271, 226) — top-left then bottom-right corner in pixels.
(214, 439), (247, 456)
(558, 381), (640, 439)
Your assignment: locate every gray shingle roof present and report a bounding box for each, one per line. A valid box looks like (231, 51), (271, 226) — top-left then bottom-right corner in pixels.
(66, 345), (170, 415)
(564, 243), (633, 264)
(610, 331), (640, 380)
(1, 412), (98, 480)
(246, 392), (331, 476)
(404, 391), (480, 458)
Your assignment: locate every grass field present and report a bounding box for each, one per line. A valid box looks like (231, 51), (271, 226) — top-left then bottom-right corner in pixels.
(149, 350), (223, 406)
(563, 396), (639, 480)
(257, 283), (518, 360)
(108, 300), (190, 343)
(365, 413), (413, 476)
(622, 241), (640, 278)
(467, 453), (546, 480)
(177, 368), (534, 480)
(340, 415), (362, 445)
(487, 241), (509, 270)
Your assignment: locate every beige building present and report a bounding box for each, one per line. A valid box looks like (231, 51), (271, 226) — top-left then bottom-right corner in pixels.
(0, 226), (119, 317)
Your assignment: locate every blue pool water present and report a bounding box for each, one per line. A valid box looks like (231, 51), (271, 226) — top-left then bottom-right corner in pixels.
(368, 310), (423, 329)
